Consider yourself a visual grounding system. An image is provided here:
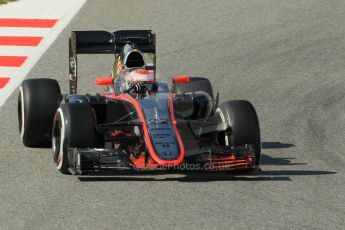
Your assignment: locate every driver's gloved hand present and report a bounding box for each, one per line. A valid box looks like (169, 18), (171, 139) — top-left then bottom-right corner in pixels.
(126, 82), (146, 94)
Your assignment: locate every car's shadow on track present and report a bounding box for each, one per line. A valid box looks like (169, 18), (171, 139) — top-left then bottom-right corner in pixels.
(262, 141), (295, 149)
(77, 169), (336, 183)
(77, 141), (336, 182)
(77, 169), (336, 182)
(261, 142), (306, 166)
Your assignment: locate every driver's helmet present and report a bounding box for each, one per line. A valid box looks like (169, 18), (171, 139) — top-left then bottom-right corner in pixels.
(119, 68), (154, 93)
(126, 69), (154, 84)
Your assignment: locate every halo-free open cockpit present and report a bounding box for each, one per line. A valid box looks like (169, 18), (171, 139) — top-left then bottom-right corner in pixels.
(18, 30), (261, 175)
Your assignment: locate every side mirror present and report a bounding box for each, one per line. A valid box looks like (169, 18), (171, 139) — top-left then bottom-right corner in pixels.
(95, 78), (114, 86)
(173, 75), (190, 84)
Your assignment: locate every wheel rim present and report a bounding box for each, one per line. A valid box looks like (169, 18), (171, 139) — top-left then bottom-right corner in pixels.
(52, 108), (65, 170)
(18, 87), (25, 141)
(216, 108), (229, 146)
(52, 117), (61, 165)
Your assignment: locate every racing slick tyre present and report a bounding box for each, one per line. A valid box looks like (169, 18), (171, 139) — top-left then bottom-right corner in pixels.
(217, 100), (261, 165)
(52, 103), (96, 174)
(172, 77), (214, 99)
(18, 78), (61, 147)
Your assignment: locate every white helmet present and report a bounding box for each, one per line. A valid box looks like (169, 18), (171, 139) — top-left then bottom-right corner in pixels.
(127, 69), (154, 84)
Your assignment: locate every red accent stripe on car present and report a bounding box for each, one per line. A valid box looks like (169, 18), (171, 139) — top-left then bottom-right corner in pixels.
(0, 18), (58, 28)
(168, 93), (185, 162)
(0, 36), (43, 46)
(116, 94), (185, 166)
(0, 77), (10, 89)
(0, 56), (27, 67)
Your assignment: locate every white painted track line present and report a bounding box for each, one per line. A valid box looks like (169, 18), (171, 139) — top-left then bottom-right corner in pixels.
(0, 28), (50, 37)
(0, 0), (87, 107)
(0, 0), (84, 19)
(0, 46), (36, 56)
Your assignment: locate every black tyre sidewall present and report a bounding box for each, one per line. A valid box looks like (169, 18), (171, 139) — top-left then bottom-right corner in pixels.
(53, 103), (96, 174)
(19, 79), (61, 147)
(219, 100), (261, 165)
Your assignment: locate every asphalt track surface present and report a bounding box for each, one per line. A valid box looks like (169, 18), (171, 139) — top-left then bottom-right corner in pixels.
(1, 0), (345, 229)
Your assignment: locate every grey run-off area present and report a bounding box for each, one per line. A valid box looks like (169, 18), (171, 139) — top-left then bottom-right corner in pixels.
(1, 0), (345, 229)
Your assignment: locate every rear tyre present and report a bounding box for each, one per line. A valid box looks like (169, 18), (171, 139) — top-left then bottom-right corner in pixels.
(172, 77), (214, 99)
(217, 100), (261, 165)
(52, 103), (96, 174)
(18, 78), (61, 147)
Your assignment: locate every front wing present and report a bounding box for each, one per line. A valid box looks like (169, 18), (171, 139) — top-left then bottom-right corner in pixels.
(67, 145), (256, 175)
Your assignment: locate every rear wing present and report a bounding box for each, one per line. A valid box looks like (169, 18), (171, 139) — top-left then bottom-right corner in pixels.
(69, 30), (156, 94)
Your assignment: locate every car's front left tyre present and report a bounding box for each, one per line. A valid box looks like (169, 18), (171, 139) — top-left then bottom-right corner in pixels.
(217, 100), (261, 165)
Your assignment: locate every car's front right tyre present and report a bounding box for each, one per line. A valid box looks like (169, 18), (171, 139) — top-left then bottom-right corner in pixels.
(18, 78), (61, 147)
(52, 103), (97, 174)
